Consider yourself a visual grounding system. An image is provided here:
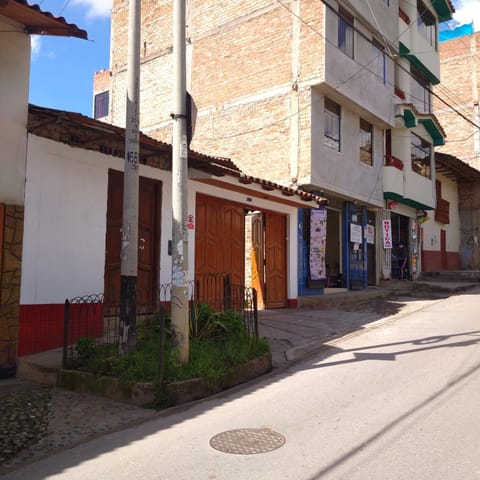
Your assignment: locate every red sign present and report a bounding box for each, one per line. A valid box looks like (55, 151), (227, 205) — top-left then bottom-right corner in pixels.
(187, 214), (195, 230)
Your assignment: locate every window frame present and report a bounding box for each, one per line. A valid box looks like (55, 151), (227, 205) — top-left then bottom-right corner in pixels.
(411, 66), (431, 114)
(417, 0), (437, 49)
(324, 98), (341, 152)
(338, 7), (354, 59)
(360, 119), (373, 166)
(94, 91), (109, 119)
(411, 132), (432, 178)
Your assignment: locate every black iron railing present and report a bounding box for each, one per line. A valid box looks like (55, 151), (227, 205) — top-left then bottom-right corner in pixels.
(63, 276), (257, 369)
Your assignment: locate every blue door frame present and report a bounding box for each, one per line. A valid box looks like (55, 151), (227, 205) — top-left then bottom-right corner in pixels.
(342, 202), (367, 290)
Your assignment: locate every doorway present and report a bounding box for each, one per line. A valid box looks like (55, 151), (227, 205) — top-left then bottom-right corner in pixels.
(196, 194), (287, 309)
(104, 170), (162, 309)
(391, 212), (410, 279)
(325, 209), (342, 288)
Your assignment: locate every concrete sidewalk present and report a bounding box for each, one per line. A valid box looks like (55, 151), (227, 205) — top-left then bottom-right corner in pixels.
(260, 280), (479, 367)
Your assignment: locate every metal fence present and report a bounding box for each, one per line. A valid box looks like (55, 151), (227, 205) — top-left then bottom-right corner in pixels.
(63, 275), (258, 369)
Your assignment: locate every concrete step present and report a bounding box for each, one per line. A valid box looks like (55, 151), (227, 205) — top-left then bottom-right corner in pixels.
(16, 348), (63, 386)
(298, 287), (391, 309)
(420, 270), (480, 282)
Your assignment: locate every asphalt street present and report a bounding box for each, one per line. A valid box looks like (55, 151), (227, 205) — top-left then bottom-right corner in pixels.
(3, 287), (480, 480)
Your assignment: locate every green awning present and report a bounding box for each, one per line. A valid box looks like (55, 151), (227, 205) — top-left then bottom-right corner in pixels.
(431, 0), (454, 23)
(399, 43), (440, 85)
(419, 118), (445, 146)
(384, 192), (434, 211)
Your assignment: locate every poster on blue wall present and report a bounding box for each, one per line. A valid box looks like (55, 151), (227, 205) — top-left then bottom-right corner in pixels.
(309, 207), (327, 280)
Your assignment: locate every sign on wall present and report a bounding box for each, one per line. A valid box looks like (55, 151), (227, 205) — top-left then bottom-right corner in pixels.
(383, 220), (392, 249)
(350, 223), (363, 244)
(309, 208), (327, 280)
(366, 224), (375, 244)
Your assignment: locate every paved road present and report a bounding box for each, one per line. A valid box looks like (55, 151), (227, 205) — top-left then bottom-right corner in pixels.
(3, 287), (480, 479)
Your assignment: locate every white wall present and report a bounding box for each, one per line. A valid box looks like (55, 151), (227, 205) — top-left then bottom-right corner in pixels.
(21, 136), (112, 304)
(422, 172), (460, 252)
(21, 135), (300, 304)
(398, 0), (440, 81)
(310, 90), (384, 207)
(324, 6), (395, 126)
(0, 17), (30, 205)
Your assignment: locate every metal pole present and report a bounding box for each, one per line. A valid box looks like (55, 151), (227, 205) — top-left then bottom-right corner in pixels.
(171, 0), (189, 363)
(120, 0), (141, 354)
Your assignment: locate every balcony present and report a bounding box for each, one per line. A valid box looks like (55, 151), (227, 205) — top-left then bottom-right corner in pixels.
(384, 155), (405, 202)
(385, 154), (404, 170)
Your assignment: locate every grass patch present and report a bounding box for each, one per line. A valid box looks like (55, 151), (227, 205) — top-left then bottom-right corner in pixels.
(71, 306), (270, 406)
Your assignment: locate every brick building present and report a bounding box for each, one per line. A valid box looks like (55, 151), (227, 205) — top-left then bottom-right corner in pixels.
(434, 30), (480, 168)
(433, 30), (480, 268)
(95, 0), (454, 296)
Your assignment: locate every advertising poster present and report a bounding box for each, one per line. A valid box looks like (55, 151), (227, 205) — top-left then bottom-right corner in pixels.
(310, 208), (327, 280)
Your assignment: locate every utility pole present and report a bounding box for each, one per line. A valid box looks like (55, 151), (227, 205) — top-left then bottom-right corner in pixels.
(120, 0), (141, 354)
(171, 0), (189, 363)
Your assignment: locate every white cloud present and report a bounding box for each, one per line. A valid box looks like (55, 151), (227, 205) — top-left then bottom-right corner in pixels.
(452, 0), (480, 31)
(70, 0), (112, 19)
(31, 35), (41, 59)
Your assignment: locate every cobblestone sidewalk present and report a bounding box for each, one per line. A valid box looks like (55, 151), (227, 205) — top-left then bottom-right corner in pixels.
(0, 380), (156, 476)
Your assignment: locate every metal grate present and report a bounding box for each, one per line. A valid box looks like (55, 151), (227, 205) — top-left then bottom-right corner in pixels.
(209, 427), (285, 455)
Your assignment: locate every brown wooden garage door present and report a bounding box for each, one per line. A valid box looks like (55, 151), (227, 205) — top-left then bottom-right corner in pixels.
(195, 194), (287, 309)
(195, 193), (245, 288)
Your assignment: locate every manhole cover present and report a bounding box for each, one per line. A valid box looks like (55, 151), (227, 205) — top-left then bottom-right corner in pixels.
(209, 427), (285, 455)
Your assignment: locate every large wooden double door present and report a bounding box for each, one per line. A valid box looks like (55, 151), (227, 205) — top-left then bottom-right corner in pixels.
(104, 170), (162, 309)
(195, 194), (287, 309)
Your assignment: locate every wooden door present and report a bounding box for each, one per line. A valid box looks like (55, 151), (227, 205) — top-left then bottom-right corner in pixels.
(441, 229), (447, 270)
(251, 213), (265, 308)
(264, 212), (287, 308)
(104, 170), (162, 309)
(195, 194), (245, 304)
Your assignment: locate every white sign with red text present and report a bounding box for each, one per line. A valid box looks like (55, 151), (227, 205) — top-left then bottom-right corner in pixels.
(383, 220), (392, 249)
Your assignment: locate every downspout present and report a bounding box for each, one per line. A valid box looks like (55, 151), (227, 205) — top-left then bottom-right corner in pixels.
(289, 0), (301, 186)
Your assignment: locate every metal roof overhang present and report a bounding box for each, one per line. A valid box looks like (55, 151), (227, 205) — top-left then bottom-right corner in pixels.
(0, 0), (87, 39)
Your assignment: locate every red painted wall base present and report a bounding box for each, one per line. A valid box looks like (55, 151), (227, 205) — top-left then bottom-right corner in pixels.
(287, 299), (298, 309)
(422, 251), (460, 271)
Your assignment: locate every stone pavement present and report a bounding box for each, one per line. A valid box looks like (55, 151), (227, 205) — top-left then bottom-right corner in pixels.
(1, 279), (478, 475)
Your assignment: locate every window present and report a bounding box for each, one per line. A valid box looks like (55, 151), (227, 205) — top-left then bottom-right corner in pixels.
(372, 39), (386, 84)
(324, 98), (341, 151)
(338, 8), (354, 58)
(411, 133), (431, 178)
(417, 0), (437, 49)
(360, 119), (373, 165)
(94, 91), (109, 119)
(411, 66), (431, 113)
(435, 180), (450, 224)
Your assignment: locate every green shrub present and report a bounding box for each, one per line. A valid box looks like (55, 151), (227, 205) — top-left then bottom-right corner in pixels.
(72, 307), (269, 390)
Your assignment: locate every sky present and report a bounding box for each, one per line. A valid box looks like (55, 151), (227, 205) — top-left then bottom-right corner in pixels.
(29, 0), (111, 117)
(29, 0), (480, 118)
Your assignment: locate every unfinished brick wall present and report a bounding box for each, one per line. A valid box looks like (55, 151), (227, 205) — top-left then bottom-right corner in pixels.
(108, 0), (327, 183)
(435, 32), (480, 168)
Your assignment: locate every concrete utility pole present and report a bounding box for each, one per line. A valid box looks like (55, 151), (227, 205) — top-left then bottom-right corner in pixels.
(120, 0), (141, 354)
(171, 0), (189, 363)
